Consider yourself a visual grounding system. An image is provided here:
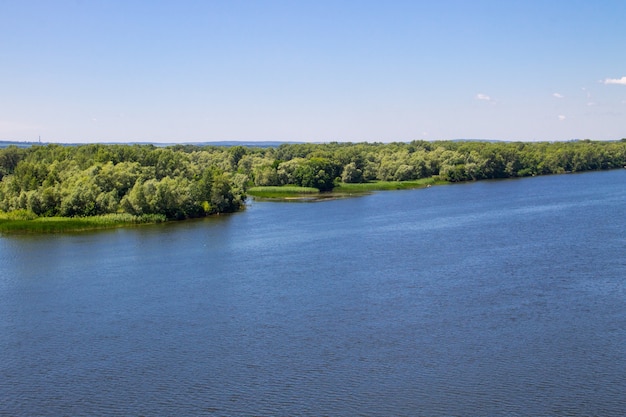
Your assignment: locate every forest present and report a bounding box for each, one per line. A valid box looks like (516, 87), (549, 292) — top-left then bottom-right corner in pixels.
(1, 139), (625, 221)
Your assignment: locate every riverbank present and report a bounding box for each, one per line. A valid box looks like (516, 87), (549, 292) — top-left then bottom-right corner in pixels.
(248, 177), (447, 201)
(0, 212), (166, 234)
(1, 178), (451, 233)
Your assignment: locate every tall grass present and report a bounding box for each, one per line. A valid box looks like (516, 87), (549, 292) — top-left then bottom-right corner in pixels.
(247, 178), (448, 200)
(247, 186), (320, 198)
(0, 211), (166, 234)
(335, 177), (447, 192)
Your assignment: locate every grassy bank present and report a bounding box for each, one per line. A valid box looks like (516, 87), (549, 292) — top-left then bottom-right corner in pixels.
(247, 177), (449, 201)
(0, 211), (166, 234)
(247, 185), (320, 199)
(334, 177), (447, 193)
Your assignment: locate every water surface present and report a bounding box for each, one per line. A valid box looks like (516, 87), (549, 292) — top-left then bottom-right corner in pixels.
(1, 170), (625, 416)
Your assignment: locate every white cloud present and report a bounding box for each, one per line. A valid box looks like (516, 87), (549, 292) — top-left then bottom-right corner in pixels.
(553, 93), (564, 98)
(558, 115), (566, 121)
(476, 93), (491, 101)
(603, 76), (626, 85)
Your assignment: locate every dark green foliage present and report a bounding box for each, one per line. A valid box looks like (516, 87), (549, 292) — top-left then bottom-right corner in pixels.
(341, 162), (363, 183)
(0, 144), (245, 220)
(229, 145), (247, 170)
(293, 157), (339, 191)
(0, 146), (28, 180)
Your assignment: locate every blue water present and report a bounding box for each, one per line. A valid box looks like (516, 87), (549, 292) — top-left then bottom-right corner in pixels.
(1, 170), (625, 416)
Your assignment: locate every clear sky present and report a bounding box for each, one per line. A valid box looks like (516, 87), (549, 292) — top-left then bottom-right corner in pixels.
(1, 0), (625, 143)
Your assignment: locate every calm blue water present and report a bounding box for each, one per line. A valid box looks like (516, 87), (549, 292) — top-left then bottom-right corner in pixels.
(1, 170), (625, 416)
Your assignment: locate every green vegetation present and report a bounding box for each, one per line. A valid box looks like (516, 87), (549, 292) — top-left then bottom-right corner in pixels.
(1, 139), (625, 232)
(0, 211), (165, 233)
(335, 177), (446, 193)
(247, 186), (320, 199)
(247, 180), (445, 200)
(0, 144), (246, 220)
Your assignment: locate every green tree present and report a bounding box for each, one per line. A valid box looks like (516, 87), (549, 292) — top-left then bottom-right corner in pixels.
(341, 162), (363, 183)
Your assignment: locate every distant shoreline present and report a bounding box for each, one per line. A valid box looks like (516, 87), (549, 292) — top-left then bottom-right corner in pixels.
(0, 140), (305, 149)
(3, 138), (625, 150)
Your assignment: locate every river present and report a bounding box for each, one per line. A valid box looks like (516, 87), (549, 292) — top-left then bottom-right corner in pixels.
(1, 170), (625, 416)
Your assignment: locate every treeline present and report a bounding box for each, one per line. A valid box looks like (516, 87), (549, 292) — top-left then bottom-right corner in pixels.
(252, 139), (626, 185)
(0, 144), (247, 219)
(1, 139), (625, 219)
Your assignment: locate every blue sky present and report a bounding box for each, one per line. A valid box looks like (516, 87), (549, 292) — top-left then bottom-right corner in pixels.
(1, 0), (625, 143)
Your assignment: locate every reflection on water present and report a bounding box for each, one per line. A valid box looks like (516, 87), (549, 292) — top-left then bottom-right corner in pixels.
(1, 170), (626, 416)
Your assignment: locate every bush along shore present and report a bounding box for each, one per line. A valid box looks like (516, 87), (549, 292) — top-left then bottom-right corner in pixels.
(1, 139), (625, 232)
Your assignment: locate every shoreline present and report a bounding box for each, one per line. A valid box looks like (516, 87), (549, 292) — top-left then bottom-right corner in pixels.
(1, 178), (445, 233)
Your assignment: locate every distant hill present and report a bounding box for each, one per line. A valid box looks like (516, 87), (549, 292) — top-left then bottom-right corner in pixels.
(0, 140), (304, 148)
(175, 141), (304, 148)
(0, 140), (42, 148)
(450, 138), (508, 143)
